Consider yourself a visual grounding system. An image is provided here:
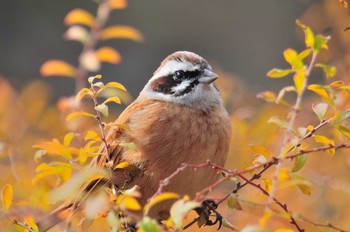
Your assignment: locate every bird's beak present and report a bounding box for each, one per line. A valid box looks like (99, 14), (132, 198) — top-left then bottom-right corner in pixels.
(198, 69), (218, 84)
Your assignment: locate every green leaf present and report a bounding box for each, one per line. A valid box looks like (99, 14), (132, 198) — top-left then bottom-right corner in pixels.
(227, 193), (242, 210)
(95, 104), (109, 117)
(137, 217), (161, 232)
(66, 111), (95, 121)
(296, 20), (315, 48)
(268, 116), (289, 129)
(331, 111), (350, 126)
(312, 103), (328, 120)
(314, 35), (329, 52)
(293, 68), (306, 94)
(308, 84), (334, 106)
(338, 126), (350, 140)
(283, 48), (303, 69)
(266, 68), (294, 78)
(221, 216), (240, 231)
(291, 153), (307, 173)
(315, 63), (336, 78)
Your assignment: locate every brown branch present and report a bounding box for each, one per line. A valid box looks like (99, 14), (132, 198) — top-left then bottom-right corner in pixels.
(302, 217), (350, 232)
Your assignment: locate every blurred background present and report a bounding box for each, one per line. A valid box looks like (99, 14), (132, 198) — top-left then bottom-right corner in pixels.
(2, 0), (350, 231)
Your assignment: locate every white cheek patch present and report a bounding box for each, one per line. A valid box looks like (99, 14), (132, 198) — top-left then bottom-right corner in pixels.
(150, 60), (200, 82)
(171, 79), (192, 94)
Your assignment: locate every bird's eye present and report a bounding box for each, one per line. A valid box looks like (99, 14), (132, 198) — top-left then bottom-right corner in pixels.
(174, 70), (185, 81)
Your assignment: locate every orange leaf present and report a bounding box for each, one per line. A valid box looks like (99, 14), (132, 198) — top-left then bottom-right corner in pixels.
(64, 9), (95, 27)
(99, 26), (144, 42)
(109, 0), (127, 9)
(2, 184), (13, 211)
(40, 60), (76, 78)
(96, 47), (121, 64)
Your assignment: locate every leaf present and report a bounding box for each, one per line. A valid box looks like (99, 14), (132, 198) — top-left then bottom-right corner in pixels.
(331, 111), (350, 126)
(116, 194), (142, 211)
(291, 153), (307, 173)
(66, 111), (95, 121)
(33, 139), (76, 160)
(314, 35), (329, 52)
(227, 193), (242, 210)
(278, 167), (291, 181)
(293, 68), (306, 94)
(330, 81), (344, 87)
(241, 226), (263, 232)
(63, 132), (75, 147)
(312, 103), (328, 120)
(64, 9), (95, 27)
(24, 216), (39, 232)
(109, 0), (127, 9)
(266, 68), (294, 78)
(291, 173), (312, 195)
(114, 161), (130, 170)
(298, 49), (312, 60)
(314, 135), (335, 157)
(308, 84), (334, 106)
(96, 47), (121, 64)
(40, 60), (76, 78)
(256, 91), (276, 103)
(137, 217), (162, 232)
(261, 178), (272, 193)
(64, 25), (89, 43)
(95, 104), (109, 117)
(268, 116), (289, 129)
(80, 51), (100, 72)
(103, 96), (121, 105)
(32, 162), (73, 184)
(222, 216), (240, 231)
(75, 88), (93, 102)
(85, 130), (100, 141)
(283, 48), (303, 69)
(2, 184), (13, 211)
(120, 142), (138, 151)
(170, 198), (201, 229)
(104, 82), (127, 91)
(296, 20), (315, 48)
(338, 126), (350, 140)
(144, 192), (180, 214)
(315, 63), (336, 78)
(99, 26), (144, 42)
(274, 229), (294, 232)
(250, 145), (270, 158)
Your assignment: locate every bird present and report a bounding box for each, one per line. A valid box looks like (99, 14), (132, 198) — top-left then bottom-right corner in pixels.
(37, 51), (232, 231)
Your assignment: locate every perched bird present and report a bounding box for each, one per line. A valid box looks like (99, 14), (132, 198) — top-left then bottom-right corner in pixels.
(38, 51), (231, 230)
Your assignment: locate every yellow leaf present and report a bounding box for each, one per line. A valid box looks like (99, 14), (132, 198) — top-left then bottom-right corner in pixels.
(40, 60), (76, 78)
(259, 210), (273, 228)
(64, 9), (95, 27)
(66, 111), (95, 121)
(109, 0), (127, 9)
(296, 19), (315, 48)
(103, 96), (121, 105)
(75, 88), (93, 102)
(293, 68), (306, 95)
(308, 84), (334, 106)
(99, 26), (144, 42)
(278, 167), (291, 181)
(2, 184), (13, 211)
(85, 130), (101, 141)
(330, 81), (344, 87)
(266, 68), (294, 78)
(283, 48), (303, 69)
(63, 132), (75, 147)
(170, 197), (201, 229)
(24, 216), (39, 232)
(144, 192), (180, 214)
(314, 135), (335, 156)
(261, 178), (272, 193)
(250, 145), (270, 158)
(256, 91), (276, 103)
(123, 196), (141, 211)
(96, 47), (121, 64)
(103, 82), (127, 91)
(114, 161), (130, 170)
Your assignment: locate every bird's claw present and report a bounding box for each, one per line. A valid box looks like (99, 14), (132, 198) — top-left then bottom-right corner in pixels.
(195, 199), (223, 230)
